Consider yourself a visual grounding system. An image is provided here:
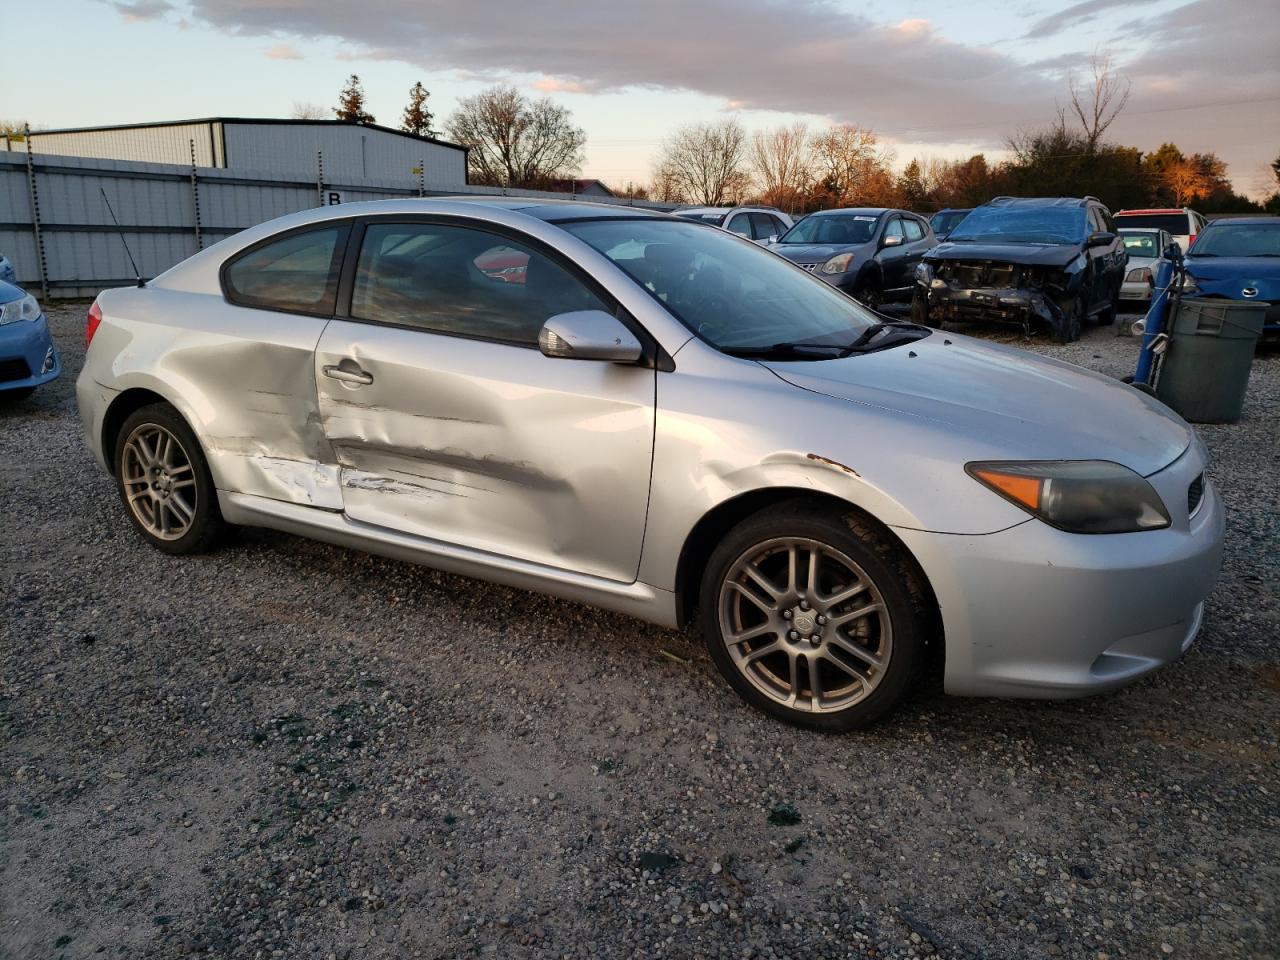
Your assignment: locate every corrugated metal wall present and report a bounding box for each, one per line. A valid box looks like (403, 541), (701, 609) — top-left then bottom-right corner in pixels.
(0, 151), (669, 298)
(222, 123), (467, 184)
(18, 122), (223, 168)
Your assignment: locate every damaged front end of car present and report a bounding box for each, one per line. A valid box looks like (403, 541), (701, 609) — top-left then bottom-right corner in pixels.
(914, 257), (1084, 339)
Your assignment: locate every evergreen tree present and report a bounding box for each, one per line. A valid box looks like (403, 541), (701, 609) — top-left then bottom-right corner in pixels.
(335, 75), (376, 124)
(401, 82), (435, 137)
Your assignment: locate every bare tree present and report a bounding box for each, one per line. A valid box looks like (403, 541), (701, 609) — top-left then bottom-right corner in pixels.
(335, 74), (376, 124)
(290, 102), (328, 121)
(653, 120), (748, 206)
(809, 124), (891, 206)
(749, 123), (812, 213)
(445, 85), (586, 189)
(1067, 52), (1130, 153)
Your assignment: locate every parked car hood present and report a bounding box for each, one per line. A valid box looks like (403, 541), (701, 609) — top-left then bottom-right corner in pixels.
(764, 332), (1189, 476)
(775, 243), (870, 264)
(926, 241), (1083, 269)
(1186, 256), (1280, 281)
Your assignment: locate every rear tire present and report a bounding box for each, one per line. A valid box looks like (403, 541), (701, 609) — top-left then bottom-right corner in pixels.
(113, 403), (225, 555)
(698, 500), (929, 731)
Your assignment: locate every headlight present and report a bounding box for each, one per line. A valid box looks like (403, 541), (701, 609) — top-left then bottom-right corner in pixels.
(966, 460), (1170, 533)
(0, 293), (40, 325)
(1125, 267), (1152, 283)
(914, 262), (932, 283)
(821, 253), (857, 275)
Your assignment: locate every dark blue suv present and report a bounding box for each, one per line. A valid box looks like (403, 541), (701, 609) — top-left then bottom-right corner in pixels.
(912, 196), (1128, 342)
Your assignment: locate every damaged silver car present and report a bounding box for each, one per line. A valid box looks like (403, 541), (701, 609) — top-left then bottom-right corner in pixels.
(77, 198), (1223, 730)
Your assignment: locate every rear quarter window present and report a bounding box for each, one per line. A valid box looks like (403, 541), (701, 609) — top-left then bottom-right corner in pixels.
(223, 224), (349, 315)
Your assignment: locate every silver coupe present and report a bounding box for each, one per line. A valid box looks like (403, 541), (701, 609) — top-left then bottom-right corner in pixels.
(77, 198), (1224, 730)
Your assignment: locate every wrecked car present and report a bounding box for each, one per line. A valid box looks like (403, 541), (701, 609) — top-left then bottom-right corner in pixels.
(77, 199), (1222, 731)
(911, 196), (1127, 342)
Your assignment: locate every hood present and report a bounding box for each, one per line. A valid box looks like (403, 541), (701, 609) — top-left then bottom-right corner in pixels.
(775, 243), (872, 264)
(763, 333), (1190, 476)
(1186, 255), (1280, 287)
(926, 241), (1083, 269)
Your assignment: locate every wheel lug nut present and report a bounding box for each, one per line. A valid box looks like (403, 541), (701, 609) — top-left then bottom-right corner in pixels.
(788, 630), (798, 640)
(816, 615), (827, 625)
(799, 600), (810, 610)
(782, 610), (792, 620)
(810, 635), (821, 647)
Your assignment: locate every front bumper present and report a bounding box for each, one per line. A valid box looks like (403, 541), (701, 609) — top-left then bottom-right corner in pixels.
(0, 314), (60, 391)
(919, 282), (1067, 334)
(1120, 281), (1153, 301)
(895, 444), (1224, 698)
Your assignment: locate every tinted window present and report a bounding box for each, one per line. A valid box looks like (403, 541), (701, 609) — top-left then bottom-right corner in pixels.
(930, 210), (970, 234)
(224, 224), (348, 314)
(1114, 213), (1191, 234)
(750, 213), (782, 241)
(883, 218), (904, 240)
(903, 218), (925, 241)
(726, 214), (752, 237)
(780, 214), (879, 245)
(563, 218), (879, 352)
(351, 222), (609, 345)
(948, 205), (1087, 245)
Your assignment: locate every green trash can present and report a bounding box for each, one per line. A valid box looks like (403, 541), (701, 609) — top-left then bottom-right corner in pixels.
(1155, 297), (1266, 423)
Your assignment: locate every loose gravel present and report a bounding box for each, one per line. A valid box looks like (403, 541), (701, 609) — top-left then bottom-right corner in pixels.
(3, 303), (1278, 960)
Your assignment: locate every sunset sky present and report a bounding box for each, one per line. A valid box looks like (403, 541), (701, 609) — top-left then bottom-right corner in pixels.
(11, 0), (1280, 197)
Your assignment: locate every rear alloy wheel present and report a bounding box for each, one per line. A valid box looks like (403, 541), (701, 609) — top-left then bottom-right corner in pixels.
(115, 403), (225, 554)
(700, 503), (927, 731)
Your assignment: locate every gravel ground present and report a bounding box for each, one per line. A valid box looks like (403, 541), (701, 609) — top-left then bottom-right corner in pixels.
(3, 302), (1277, 960)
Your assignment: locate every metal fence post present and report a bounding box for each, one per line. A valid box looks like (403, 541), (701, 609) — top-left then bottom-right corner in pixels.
(317, 151), (325, 207)
(418, 159), (425, 198)
(189, 139), (203, 250)
(23, 124), (50, 299)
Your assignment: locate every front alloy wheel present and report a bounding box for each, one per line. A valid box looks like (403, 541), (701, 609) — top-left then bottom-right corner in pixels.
(700, 502), (928, 730)
(718, 537), (892, 714)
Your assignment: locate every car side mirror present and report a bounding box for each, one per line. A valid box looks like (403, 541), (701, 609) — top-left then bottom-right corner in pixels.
(1164, 241), (1183, 262)
(765, 236), (779, 245)
(881, 234), (904, 248)
(1087, 231), (1117, 248)
(538, 310), (644, 363)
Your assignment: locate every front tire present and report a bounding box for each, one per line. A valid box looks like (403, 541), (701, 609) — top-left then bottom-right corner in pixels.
(698, 501), (928, 731)
(114, 403), (225, 555)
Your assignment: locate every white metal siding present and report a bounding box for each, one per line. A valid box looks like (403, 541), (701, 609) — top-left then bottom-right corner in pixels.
(221, 123), (466, 185)
(26, 123), (220, 167)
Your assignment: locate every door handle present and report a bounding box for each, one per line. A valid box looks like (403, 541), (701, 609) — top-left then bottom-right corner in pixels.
(322, 364), (374, 386)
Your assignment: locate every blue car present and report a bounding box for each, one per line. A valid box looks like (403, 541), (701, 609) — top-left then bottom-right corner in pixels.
(0, 254), (16, 285)
(0, 279), (60, 398)
(1183, 216), (1280, 337)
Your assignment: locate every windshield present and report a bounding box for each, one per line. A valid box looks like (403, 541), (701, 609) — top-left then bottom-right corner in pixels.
(562, 218), (881, 352)
(677, 211), (726, 226)
(930, 210), (970, 234)
(1121, 232), (1161, 257)
(1115, 213), (1189, 234)
(1189, 223), (1280, 258)
(779, 214), (879, 245)
(948, 205), (1087, 245)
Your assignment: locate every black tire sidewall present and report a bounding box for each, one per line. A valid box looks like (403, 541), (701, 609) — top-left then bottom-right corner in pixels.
(113, 403), (222, 555)
(697, 504), (927, 732)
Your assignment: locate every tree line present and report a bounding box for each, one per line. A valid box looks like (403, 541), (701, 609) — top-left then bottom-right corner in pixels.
(295, 70), (1279, 213)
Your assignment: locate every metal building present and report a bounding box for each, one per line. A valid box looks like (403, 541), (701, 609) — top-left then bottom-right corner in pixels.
(7, 118), (470, 185)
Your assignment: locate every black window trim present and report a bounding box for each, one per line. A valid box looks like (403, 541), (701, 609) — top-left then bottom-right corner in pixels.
(334, 213), (672, 370)
(220, 219), (353, 319)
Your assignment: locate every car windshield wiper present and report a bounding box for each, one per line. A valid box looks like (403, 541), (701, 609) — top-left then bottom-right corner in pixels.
(838, 322), (929, 356)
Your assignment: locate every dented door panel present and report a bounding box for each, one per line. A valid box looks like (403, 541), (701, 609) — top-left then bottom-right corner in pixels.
(314, 319), (656, 582)
(89, 287), (341, 509)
